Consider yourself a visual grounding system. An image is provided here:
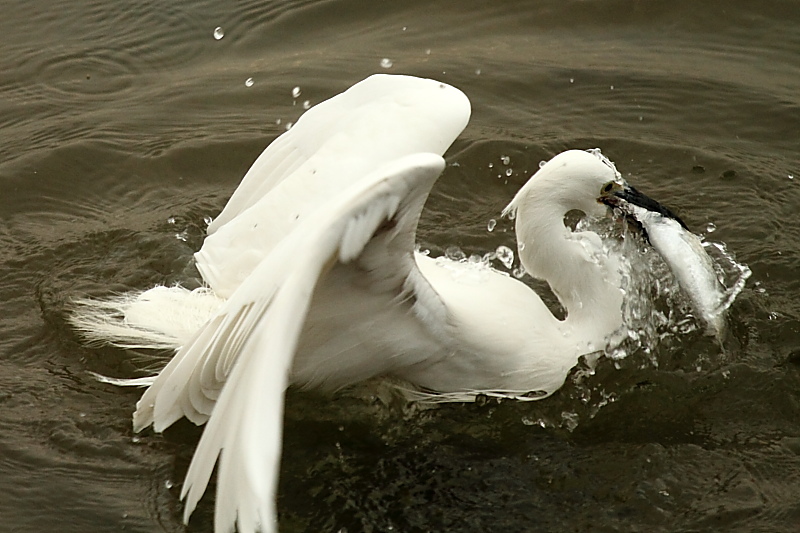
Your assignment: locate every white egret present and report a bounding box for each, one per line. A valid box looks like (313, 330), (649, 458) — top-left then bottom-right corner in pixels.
(71, 74), (720, 533)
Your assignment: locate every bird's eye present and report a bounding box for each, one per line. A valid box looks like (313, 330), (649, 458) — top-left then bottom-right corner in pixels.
(601, 182), (615, 194)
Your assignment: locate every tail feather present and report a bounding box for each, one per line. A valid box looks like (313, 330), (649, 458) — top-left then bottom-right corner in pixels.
(70, 285), (224, 351)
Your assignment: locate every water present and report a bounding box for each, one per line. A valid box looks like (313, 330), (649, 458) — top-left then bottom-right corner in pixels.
(1, 0), (799, 531)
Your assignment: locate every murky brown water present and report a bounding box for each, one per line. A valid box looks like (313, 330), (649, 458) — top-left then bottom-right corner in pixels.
(1, 1), (799, 531)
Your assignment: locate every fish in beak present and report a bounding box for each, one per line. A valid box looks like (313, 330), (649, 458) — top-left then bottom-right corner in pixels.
(597, 180), (727, 338)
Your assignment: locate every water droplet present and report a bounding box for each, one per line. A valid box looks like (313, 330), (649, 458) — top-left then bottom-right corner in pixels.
(512, 266), (526, 279)
(302, 100), (310, 109)
(275, 118), (281, 125)
(706, 222), (717, 233)
(789, 174), (795, 180)
(131, 435), (141, 444)
(521, 416), (536, 426)
(245, 77), (254, 87)
(569, 77), (574, 83)
(166, 216), (176, 224)
(495, 245), (514, 269)
(175, 231), (188, 242)
(487, 219), (496, 232)
(488, 163), (493, 168)
(505, 168), (513, 177)
(285, 121), (294, 130)
(425, 48), (431, 55)
(561, 411), (579, 431)
(444, 246), (466, 261)
(165, 480), (174, 489)
(291, 86), (301, 98)
(539, 160), (547, 168)
(610, 85), (615, 90)
(500, 155), (510, 165)
(475, 68), (481, 75)
(203, 215), (213, 225)
(380, 58), (393, 68)
(213, 27), (224, 40)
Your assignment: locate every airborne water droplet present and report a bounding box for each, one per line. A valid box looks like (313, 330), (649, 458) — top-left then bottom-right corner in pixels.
(213, 27), (224, 40)
(380, 58), (393, 68)
(495, 245), (514, 269)
(539, 160), (547, 168)
(487, 219), (496, 232)
(291, 86), (301, 98)
(302, 100), (311, 109)
(506, 168), (513, 177)
(706, 222), (717, 233)
(501, 155), (510, 165)
(245, 77), (254, 87)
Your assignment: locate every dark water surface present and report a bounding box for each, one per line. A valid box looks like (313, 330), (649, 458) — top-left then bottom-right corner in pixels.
(2, 1), (799, 532)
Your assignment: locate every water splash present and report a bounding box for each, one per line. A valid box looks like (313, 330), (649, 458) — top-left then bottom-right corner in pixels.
(494, 245), (514, 269)
(702, 240), (752, 316)
(586, 148), (622, 181)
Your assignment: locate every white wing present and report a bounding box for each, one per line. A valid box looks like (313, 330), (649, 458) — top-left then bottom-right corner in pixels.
(134, 153), (448, 533)
(197, 74), (471, 298)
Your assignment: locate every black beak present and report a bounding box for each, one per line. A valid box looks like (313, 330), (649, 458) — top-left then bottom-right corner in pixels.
(601, 184), (688, 231)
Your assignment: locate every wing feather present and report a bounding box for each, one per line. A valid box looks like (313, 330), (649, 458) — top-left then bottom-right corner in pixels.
(197, 74), (470, 298)
(136, 153), (445, 533)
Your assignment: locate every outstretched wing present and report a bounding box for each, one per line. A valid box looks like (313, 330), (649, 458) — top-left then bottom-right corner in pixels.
(134, 153), (447, 533)
(196, 74), (471, 298)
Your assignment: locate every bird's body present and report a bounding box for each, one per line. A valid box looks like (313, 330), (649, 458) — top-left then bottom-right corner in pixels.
(70, 74), (730, 533)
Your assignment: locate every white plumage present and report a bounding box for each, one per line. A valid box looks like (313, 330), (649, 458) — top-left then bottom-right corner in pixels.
(71, 74), (729, 533)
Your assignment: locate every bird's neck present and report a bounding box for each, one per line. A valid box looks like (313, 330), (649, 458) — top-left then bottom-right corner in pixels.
(516, 208), (625, 353)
